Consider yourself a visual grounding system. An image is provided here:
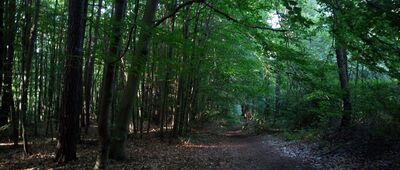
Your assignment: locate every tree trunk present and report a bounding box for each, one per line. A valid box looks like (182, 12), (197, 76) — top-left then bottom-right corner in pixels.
(84, 0), (103, 134)
(94, 64), (115, 170)
(1, 0), (17, 145)
(20, 0), (41, 155)
(129, 0), (140, 137)
(158, 3), (176, 135)
(79, 0), (89, 131)
(139, 74), (145, 138)
(55, 0), (87, 163)
(109, 0), (159, 161)
(33, 32), (44, 136)
(274, 68), (282, 124)
(0, 0), (6, 126)
(45, 0), (59, 137)
(94, 0), (127, 169)
(173, 2), (192, 137)
(335, 47), (352, 129)
(0, 0), (4, 105)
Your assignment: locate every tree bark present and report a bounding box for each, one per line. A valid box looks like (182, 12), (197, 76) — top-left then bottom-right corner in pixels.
(335, 47), (352, 129)
(130, 0), (140, 137)
(1, 0), (17, 145)
(0, 0), (4, 103)
(274, 67), (282, 123)
(94, 0), (127, 169)
(20, 0), (41, 155)
(84, 0), (103, 134)
(34, 32), (44, 136)
(45, 0), (58, 137)
(55, 0), (87, 163)
(0, 0), (6, 126)
(173, 1), (192, 136)
(80, 0), (89, 130)
(109, 0), (159, 161)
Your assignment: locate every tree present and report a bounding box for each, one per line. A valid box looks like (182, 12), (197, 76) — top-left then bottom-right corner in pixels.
(84, 0), (103, 134)
(0, 0), (6, 126)
(335, 47), (352, 128)
(109, 0), (160, 161)
(108, 0), (206, 160)
(55, 0), (88, 163)
(1, 0), (18, 145)
(158, 0), (178, 138)
(330, 0), (353, 129)
(0, 0), (4, 104)
(94, 0), (127, 169)
(20, 0), (41, 155)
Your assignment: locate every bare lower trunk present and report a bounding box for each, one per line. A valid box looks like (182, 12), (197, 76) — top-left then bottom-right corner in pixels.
(55, 0), (87, 163)
(0, 0), (5, 108)
(335, 47), (352, 129)
(94, 64), (115, 170)
(109, 0), (159, 161)
(1, 0), (17, 144)
(95, 0), (127, 169)
(84, 0), (103, 134)
(20, 0), (41, 155)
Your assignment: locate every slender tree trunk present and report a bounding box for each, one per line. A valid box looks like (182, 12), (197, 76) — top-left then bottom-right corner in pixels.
(94, 0), (127, 169)
(0, 0), (4, 103)
(146, 62), (154, 134)
(0, 0), (6, 126)
(79, 0), (89, 131)
(20, 0), (41, 155)
(45, 0), (58, 136)
(186, 7), (202, 133)
(173, 2), (192, 136)
(54, 29), (66, 133)
(34, 34), (43, 136)
(55, 0), (87, 163)
(130, 0), (140, 137)
(33, 32), (44, 137)
(84, 0), (103, 134)
(140, 74), (145, 138)
(1, 0), (17, 145)
(274, 68), (282, 120)
(109, 0), (159, 161)
(335, 47), (352, 129)
(94, 64), (115, 170)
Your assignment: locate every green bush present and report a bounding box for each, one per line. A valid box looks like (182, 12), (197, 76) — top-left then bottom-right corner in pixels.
(352, 81), (400, 139)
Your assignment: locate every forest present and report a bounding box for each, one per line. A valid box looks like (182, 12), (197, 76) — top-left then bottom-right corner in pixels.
(0, 0), (399, 169)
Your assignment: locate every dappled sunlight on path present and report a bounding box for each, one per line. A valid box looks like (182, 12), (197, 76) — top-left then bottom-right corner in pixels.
(0, 127), (314, 170)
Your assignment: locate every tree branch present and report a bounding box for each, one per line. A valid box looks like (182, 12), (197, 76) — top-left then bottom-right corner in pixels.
(115, 23), (136, 63)
(116, 0), (286, 64)
(204, 2), (288, 32)
(154, 0), (205, 28)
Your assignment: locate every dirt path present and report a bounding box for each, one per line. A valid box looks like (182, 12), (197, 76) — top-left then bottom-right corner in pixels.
(1, 128), (315, 170)
(211, 129), (314, 170)
(4, 125), (398, 169)
(126, 128), (316, 170)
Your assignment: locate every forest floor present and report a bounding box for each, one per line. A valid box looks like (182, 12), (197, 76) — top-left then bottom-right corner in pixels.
(1, 123), (399, 169)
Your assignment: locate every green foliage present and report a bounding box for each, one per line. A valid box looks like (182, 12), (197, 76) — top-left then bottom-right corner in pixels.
(220, 114), (242, 127)
(2, 0), (399, 151)
(249, 112), (269, 134)
(352, 81), (400, 139)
